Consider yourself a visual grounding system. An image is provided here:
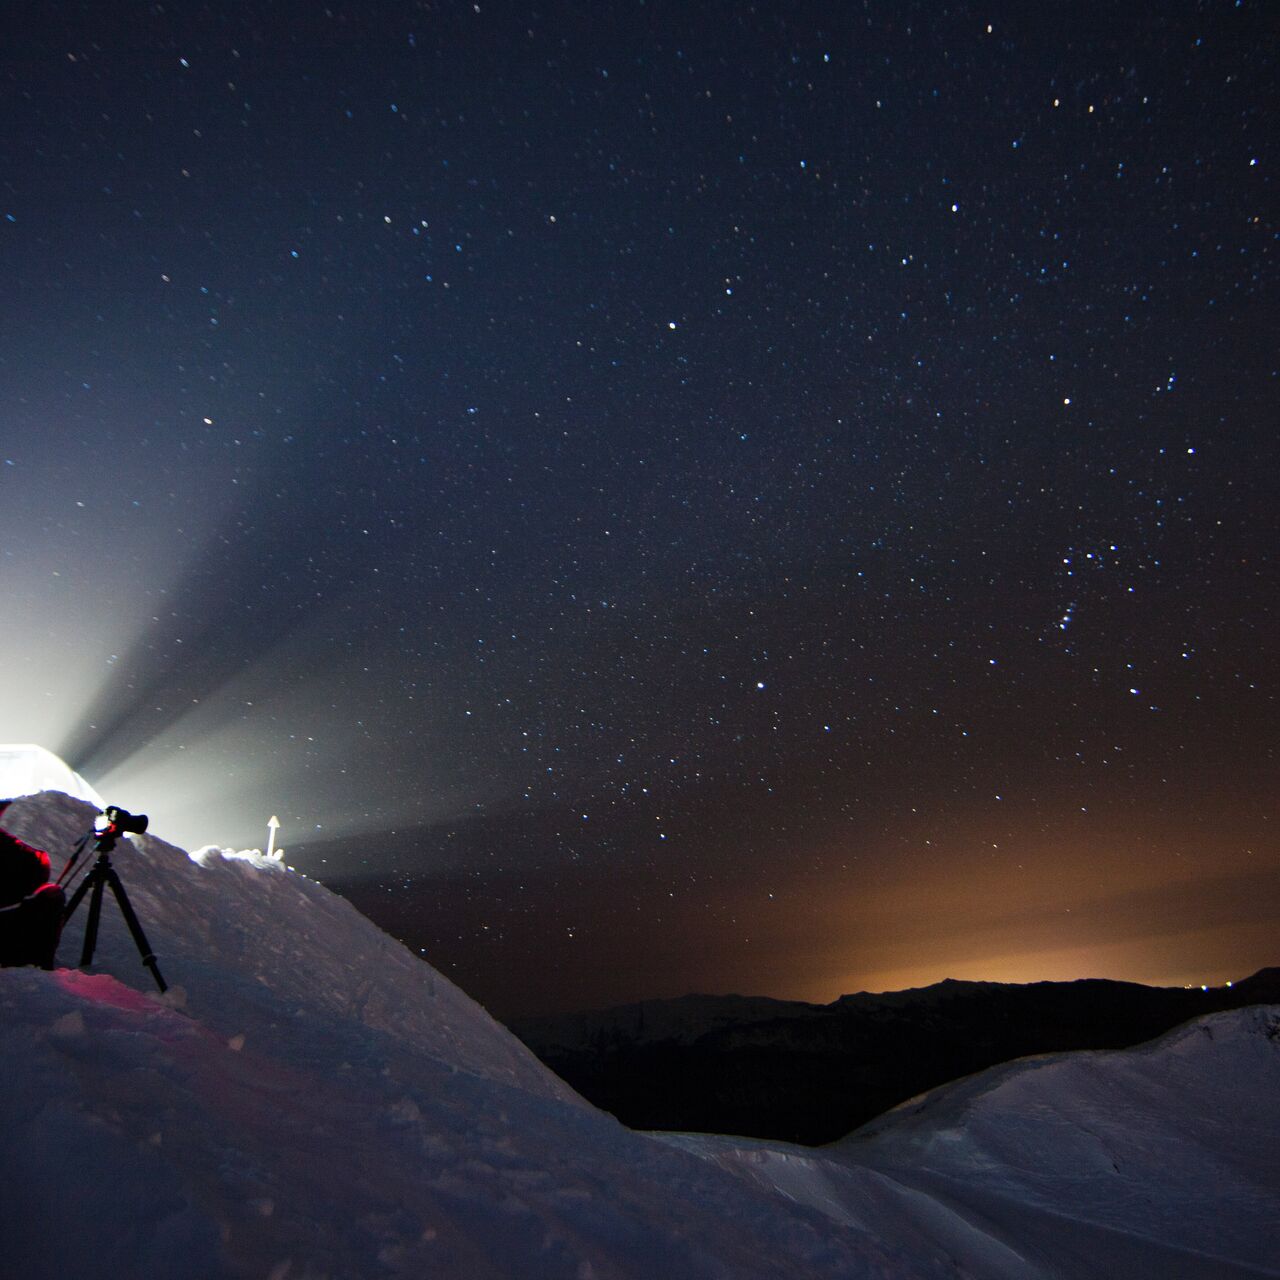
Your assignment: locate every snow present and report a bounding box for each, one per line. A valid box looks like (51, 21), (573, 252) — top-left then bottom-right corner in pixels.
(0, 743), (104, 807)
(3, 791), (1278, 1279)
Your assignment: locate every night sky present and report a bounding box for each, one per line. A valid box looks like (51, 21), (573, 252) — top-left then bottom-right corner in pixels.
(3, 2), (1275, 1017)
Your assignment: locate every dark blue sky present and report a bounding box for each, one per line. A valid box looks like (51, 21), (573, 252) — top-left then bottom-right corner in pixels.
(2, 1), (1275, 1015)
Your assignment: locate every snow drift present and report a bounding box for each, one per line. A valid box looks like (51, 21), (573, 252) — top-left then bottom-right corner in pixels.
(1, 792), (1276, 1279)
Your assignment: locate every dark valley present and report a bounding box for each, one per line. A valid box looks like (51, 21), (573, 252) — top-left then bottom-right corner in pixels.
(510, 968), (1280, 1145)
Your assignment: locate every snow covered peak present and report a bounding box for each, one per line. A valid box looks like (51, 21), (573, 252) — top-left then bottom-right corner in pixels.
(0, 743), (103, 807)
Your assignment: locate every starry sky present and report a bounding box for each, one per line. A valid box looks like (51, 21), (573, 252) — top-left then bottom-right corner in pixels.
(2, 1), (1275, 1017)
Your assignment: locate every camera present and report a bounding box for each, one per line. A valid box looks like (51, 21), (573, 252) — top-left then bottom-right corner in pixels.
(99, 805), (149, 836)
(60, 804), (167, 992)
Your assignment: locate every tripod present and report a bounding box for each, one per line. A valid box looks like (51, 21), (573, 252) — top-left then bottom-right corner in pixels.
(60, 829), (168, 993)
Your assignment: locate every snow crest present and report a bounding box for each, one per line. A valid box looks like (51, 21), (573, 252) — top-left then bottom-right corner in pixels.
(0, 744), (103, 807)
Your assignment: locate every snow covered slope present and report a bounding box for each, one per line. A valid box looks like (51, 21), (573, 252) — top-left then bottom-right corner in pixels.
(3, 792), (574, 1101)
(662, 1006), (1280, 1279)
(844, 1005), (1280, 1276)
(2, 792), (1276, 1279)
(0, 794), (919, 1279)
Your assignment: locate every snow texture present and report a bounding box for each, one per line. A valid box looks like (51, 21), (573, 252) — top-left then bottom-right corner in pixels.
(2, 792), (1277, 1279)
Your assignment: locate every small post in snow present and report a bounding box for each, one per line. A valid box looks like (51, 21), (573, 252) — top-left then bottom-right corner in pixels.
(266, 815), (281, 860)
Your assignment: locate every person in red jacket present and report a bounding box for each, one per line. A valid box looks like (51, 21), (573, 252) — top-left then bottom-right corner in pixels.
(0, 801), (65, 969)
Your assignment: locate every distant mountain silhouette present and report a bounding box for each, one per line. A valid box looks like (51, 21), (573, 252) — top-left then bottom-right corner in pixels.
(510, 968), (1280, 1145)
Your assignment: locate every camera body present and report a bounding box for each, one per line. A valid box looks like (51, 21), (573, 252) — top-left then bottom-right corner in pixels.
(104, 806), (148, 835)
(93, 806), (149, 844)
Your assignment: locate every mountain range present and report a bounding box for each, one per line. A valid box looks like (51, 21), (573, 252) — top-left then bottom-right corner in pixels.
(511, 968), (1280, 1144)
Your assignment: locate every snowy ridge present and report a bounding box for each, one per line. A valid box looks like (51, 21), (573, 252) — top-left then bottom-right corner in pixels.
(3, 793), (574, 1101)
(842, 1006), (1280, 1273)
(2, 792), (1277, 1279)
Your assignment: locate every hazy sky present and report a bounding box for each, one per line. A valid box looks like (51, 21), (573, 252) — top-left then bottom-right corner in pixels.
(2, 1), (1274, 1015)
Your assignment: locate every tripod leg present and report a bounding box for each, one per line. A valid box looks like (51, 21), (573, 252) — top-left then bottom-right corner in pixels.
(63, 870), (94, 922)
(79, 873), (107, 969)
(105, 868), (167, 994)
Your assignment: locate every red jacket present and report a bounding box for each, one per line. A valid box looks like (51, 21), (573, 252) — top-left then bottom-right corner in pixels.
(0, 823), (52, 908)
